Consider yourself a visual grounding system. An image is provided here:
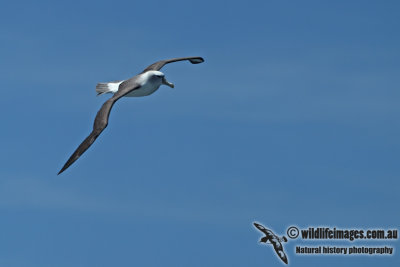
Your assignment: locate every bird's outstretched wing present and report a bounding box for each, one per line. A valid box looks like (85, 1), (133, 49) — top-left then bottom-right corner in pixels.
(58, 82), (140, 175)
(141, 57), (204, 73)
(254, 222), (270, 235)
(273, 245), (289, 264)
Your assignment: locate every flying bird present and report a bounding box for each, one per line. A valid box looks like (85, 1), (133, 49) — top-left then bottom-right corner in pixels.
(254, 222), (289, 264)
(58, 57), (204, 174)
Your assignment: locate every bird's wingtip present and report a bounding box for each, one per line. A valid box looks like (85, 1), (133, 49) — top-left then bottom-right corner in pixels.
(58, 165), (68, 175)
(189, 57), (205, 64)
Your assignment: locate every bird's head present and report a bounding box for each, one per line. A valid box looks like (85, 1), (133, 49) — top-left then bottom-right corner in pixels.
(259, 237), (268, 243)
(152, 71), (174, 88)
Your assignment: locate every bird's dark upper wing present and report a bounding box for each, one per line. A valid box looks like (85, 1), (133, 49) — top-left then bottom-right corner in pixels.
(273, 243), (289, 264)
(140, 57), (204, 73)
(254, 223), (270, 235)
(58, 80), (141, 175)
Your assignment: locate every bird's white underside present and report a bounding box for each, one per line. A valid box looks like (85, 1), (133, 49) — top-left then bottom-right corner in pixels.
(98, 71), (165, 97)
(125, 71), (164, 97)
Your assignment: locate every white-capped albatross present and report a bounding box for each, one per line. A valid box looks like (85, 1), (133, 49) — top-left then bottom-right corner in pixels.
(58, 57), (204, 174)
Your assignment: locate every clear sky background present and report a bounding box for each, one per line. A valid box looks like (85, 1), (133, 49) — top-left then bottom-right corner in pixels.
(1, 0), (399, 266)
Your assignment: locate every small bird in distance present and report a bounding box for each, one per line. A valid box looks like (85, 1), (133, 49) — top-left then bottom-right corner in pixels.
(254, 222), (289, 264)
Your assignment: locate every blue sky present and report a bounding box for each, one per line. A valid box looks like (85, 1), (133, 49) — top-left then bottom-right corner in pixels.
(1, 0), (399, 266)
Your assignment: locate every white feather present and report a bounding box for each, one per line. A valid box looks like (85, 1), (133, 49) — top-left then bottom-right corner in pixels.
(95, 80), (124, 95)
(125, 71), (165, 97)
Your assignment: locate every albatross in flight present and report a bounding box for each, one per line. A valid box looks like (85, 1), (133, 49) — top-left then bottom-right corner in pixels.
(58, 57), (204, 174)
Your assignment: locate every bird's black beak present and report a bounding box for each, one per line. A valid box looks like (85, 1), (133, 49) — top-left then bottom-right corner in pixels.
(162, 77), (174, 88)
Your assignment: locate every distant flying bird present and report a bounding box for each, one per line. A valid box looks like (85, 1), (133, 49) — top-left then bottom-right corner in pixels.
(254, 222), (289, 264)
(58, 57), (204, 174)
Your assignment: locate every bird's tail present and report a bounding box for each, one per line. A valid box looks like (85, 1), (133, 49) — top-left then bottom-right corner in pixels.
(95, 80), (124, 96)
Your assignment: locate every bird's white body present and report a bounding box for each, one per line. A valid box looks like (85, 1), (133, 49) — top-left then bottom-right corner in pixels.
(125, 71), (164, 97)
(95, 71), (168, 97)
